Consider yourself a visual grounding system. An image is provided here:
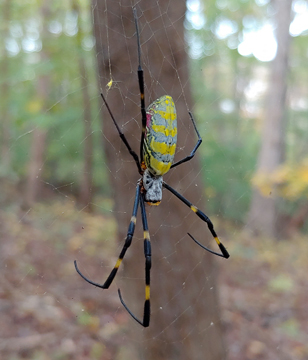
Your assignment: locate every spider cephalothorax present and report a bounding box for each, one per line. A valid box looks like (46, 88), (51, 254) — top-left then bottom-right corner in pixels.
(74, 7), (229, 328)
(142, 168), (163, 204)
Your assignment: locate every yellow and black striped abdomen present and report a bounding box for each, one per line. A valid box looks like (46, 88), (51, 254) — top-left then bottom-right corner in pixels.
(143, 95), (177, 176)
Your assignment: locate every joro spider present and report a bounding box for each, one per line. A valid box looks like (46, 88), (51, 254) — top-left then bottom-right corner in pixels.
(74, 8), (229, 328)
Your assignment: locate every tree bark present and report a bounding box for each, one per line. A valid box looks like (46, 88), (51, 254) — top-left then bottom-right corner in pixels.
(93, 1), (226, 359)
(26, 128), (47, 205)
(78, 57), (93, 210)
(247, 0), (293, 238)
(0, 0), (11, 170)
(25, 0), (51, 205)
(74, 0), (94, 210)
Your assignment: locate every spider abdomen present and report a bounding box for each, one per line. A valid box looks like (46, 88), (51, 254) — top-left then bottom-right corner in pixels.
(143, 95), (177, 176)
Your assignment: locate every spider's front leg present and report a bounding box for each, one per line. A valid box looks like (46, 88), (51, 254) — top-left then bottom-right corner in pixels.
(74, 182), (141, 289)
(163, 182), (230, 259)
(100, 93), (142, 175)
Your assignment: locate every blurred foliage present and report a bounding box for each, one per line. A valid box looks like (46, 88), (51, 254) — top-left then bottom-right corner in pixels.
(186, 0), (308, 228)
(0, 0), (308, 231)
(252, 160), (308, 200)
(251, 160), (308, 231)
(0, 0), (109, 199)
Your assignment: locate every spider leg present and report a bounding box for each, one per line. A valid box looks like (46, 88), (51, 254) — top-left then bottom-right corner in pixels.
(100, 93), (142, 174)
(163, 182), (230, 259)
(74, 182), (141, 289)
(133, 8), (147, 165)
(171, 111), (202, 169)
(118, 192), (151, 327)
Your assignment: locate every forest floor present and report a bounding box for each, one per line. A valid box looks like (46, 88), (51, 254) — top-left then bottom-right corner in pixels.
(0, 199), (307, 360)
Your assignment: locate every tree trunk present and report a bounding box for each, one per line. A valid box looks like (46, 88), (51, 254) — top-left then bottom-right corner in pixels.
(25, 0), (51, 205)
(74, 0), (93, 210)
(26, 128), (47, 205)
(79, 57), (93, 210)
(26, 70), (49, 204)
(0, 0), (11, 170)
(93, 1), (226, 359)
(247, 0), (293, 238)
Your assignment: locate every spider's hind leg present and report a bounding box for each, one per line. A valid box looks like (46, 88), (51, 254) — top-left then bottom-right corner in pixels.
(118, 191), (151, 327)
(163, 181), (230, 259)
(74, 182), (142, 289)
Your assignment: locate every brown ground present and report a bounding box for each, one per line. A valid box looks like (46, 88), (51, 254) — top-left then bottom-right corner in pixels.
(1, 200), (307, 359)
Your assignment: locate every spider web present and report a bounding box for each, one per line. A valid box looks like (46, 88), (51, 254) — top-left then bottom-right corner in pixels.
(0, 1), (238, 359)
(80, 0), (230, 357)
(4, 0), (308, 358)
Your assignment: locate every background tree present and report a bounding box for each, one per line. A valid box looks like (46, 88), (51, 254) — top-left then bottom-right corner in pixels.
(247, 0), (293, 237)
(93, 0), (227, 358)
(26, 0), (51, 205)
(0, 0), (11, 172)
(74, 0), (94, 210)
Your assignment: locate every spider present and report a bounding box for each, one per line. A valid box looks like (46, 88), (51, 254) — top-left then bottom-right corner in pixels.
(74, 8), (229, 328)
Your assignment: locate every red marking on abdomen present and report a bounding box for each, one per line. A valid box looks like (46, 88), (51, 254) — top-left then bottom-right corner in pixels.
(146, 113), (152, 135)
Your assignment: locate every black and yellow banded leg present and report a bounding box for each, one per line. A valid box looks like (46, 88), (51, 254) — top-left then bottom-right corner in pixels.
(170, 111), (202, 170)
(100, 92), (142, 175)
(118, 192), (151, 327)
(74, 183), (141, 289)
(163, 182), (230, 259)
(133, 8), (147, 164)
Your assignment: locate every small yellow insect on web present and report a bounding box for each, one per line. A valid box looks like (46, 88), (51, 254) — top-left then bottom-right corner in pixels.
(106, 79), (113, 90)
